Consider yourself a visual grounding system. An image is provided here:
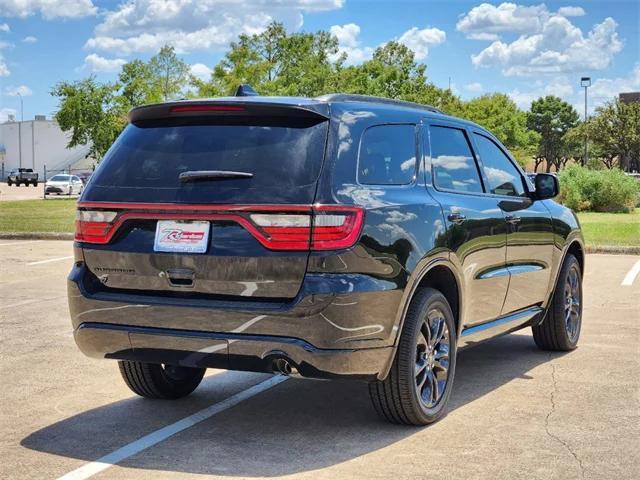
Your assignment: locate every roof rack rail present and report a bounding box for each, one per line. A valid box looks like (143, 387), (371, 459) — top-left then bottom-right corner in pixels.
(316, 93), (444, 114)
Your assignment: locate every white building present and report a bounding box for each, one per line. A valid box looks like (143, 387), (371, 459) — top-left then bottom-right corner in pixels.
(0, 115), (93, 178)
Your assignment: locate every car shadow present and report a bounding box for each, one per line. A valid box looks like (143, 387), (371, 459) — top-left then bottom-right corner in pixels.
(21, 333), (565, 477)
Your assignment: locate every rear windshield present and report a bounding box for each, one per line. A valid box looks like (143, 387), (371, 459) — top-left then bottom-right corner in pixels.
(91, 119), (328, 195)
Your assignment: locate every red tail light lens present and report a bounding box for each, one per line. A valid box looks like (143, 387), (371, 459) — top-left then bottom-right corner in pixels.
(75, 210), (117, 244)
(75, 204), (364, 251)
(311, 207), (364, 250)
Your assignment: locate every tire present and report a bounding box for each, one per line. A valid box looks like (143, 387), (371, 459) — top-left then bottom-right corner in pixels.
(533, 254), (582, 351)
(369, 288), (457, 425)
(7, 180), (11, 186)
(118, 361), (206, 399)
(33, 181), (38, 187)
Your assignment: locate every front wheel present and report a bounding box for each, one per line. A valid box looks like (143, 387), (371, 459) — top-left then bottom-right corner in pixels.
(369, 288), (457, 425)
(533, 254), (582, 351)
(118, 361), (206, 399)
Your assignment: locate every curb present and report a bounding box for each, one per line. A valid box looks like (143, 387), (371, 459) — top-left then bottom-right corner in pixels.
(0, 232), (75, 241)
(1, 233), (639, 255)
(585, 245), (640, 255)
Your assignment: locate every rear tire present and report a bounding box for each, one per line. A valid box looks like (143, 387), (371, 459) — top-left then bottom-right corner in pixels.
(7, 179), (12, 186)
(532, 254), (582, 351)
(369, 288), (457, 425)
(118, 361), (206, 399)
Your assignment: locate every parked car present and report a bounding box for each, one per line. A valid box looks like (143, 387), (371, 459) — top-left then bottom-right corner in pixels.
(45, 174), (84, 195)
(7, 168), (38, 186)
(68, 93), (585, 425)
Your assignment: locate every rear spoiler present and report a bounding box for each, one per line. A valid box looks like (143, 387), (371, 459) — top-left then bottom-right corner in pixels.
(129, 100), (329, 124)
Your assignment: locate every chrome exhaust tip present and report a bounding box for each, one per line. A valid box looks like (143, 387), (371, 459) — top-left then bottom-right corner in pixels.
(272, 358), (298, 376)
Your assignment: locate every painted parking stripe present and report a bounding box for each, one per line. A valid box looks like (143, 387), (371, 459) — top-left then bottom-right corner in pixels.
(0, 240), (43, 247)
(56, 375), (289, 480)
(621, 259), (640, 286)
(27, 255), (73, 266)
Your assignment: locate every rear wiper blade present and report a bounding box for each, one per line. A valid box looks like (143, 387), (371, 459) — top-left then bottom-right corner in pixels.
(179, 170), (254, 182)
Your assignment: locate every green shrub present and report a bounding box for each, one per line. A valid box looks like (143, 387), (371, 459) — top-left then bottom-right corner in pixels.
(557, 165), (639, 212)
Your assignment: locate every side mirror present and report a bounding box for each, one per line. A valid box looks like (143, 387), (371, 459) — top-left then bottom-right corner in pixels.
(533, 173), (559, 200)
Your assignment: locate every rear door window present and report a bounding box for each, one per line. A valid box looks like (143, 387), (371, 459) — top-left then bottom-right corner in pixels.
(358, 124), (417, 185)
(430, 126), (483, 194)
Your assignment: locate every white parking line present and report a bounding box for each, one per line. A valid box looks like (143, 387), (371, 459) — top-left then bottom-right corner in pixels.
(56, 375), (289, 480)
(0, 240), (43, 247)
(621, 259), (640, 287)
(27, 255), (73, 266)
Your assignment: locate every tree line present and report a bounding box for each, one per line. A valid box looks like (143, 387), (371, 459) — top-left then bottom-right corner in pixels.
(52, 22), (640, 172)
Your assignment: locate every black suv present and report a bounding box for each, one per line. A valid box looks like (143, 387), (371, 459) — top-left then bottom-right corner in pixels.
(68, 93), (584, 425)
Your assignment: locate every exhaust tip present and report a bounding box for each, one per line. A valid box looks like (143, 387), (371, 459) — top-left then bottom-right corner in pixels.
(272, 358), (294, 376)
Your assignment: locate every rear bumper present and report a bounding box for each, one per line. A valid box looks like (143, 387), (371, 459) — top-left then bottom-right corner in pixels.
(74, 322), (391, 380)
(68, 263), (401, 380)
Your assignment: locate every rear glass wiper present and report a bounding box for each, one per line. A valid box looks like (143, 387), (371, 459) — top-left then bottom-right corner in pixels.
(179, 170), (254, 182)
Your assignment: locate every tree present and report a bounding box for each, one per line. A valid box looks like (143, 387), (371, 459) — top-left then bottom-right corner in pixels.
(149, 45), (189, 101)
(526, 96), (580, 172)
(462, 93), (537, 153)
(119, 59), (162, 108)
(590, 98), (640, 172)
(51, 77), (127, 159)
(200, 22), (342, 97)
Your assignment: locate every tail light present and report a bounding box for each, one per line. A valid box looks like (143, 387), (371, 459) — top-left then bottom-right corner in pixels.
(75, 204), (364, 251)
(75, 210), (118, 244)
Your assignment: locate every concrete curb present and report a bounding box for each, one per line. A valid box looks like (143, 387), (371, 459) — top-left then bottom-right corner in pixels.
(585, 245), (640, 255)
(1, 232), (639, 255)
(0, 232), (75, 241)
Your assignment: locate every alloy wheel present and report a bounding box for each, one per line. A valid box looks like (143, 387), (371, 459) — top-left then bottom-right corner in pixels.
(415, 307), (451, 409)
(564, 266), (581, 342)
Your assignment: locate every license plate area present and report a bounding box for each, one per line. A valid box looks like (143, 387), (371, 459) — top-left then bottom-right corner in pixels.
(154, 220), (210, 253)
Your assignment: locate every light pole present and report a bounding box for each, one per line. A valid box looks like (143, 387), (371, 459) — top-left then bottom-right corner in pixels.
(580, 77), (591, 166)
(16, 91), (23, 168)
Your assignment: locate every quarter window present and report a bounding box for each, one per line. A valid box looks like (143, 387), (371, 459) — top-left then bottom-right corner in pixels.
(430, 126), (483, 193)
(473, 134), (525, 197)
(358, 124), (417, 185)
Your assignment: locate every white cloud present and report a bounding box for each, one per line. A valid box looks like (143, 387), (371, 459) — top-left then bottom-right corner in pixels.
(397, 26), (446, 60)
(464, 82), (483, 93)
(22, 36), (37, 43)
(0, 60), (9, 77)
(330, 23), (445, 65)
(0, 23), (9, 32)
(329, 23), (374, 65)
(589, 65), (640, 105)
(507, 76), (574, 109)
(82, 53), (126, 73)
(87, 0), (343, 55)
(457, 3), (548, 38)
(557, 6), (585, 17)
(5, 85), (33, 96)
(0, 0), (97, 19)
(471, 15), (623, 76)
(1, 107), (17, 122)
(190, 63), (211, 81)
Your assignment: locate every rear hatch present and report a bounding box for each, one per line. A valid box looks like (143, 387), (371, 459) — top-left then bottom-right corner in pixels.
(76, 101), (343, 300)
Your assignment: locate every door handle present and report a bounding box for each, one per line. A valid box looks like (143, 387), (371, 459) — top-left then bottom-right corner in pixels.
(447, 212), (467, 224)
(505, 215), (521, 225)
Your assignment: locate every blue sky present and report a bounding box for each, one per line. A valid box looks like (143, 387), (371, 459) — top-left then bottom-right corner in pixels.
(0, 0), (638, 122)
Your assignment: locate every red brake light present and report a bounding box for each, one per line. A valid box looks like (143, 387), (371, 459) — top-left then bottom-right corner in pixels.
(75, 210), (118, 244)
(170, 105), (245, 113)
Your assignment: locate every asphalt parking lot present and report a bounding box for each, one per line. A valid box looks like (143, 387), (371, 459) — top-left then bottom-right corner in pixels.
(1, 240), (638, 480)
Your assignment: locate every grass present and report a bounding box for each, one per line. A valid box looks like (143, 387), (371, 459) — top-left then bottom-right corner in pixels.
(576, 210), (640, 247)
(0, 199), (639, 248)
(0, 199), (76, 233)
